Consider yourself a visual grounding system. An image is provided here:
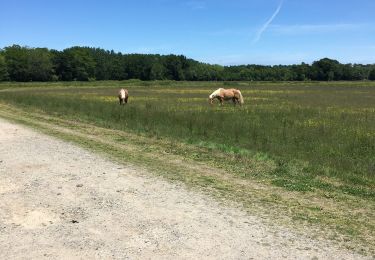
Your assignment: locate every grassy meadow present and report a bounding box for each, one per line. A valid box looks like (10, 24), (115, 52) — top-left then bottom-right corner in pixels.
(0, 80), (374, 253)
(1, 81), (374, 191)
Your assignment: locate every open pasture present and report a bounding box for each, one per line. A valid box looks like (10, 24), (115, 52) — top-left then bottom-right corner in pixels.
(1, 81), (374, 190)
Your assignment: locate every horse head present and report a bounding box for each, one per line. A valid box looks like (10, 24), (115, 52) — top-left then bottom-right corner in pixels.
(209, 89), (222, 105)
(208, 93), (215, 104)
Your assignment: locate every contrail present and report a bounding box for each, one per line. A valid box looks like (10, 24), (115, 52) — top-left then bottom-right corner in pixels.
(253, 0), (284, 44)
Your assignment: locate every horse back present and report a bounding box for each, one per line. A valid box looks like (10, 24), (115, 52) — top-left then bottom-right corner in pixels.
(221, 88), (235, 98)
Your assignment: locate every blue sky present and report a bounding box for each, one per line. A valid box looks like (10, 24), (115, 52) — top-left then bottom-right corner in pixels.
(1, 0), (375, 65)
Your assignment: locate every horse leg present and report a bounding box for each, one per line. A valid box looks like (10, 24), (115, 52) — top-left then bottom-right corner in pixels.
(125, 96), (128, 104)
(119, 97), (122, 105)
(219, 97), (223, 105)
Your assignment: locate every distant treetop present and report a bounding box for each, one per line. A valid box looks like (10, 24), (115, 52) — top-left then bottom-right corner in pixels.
(0, 45), (374, 82)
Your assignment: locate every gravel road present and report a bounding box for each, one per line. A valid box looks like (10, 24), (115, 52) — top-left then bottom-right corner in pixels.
(0, 118), (368, 259)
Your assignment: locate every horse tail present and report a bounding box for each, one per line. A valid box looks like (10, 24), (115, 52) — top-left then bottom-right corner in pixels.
(237, 90), (244, 104)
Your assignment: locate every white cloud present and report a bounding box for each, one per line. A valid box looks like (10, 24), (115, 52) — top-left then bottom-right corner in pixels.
(269, 23), (368, 35)
(253, 0), (284, 44)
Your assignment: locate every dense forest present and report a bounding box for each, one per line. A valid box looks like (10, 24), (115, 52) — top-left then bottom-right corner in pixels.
(0, 45), (375, 82)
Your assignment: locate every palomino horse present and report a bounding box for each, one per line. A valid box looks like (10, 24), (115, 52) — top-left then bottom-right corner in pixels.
(118, 88), (129, 105)
(209, 88), (244, 106)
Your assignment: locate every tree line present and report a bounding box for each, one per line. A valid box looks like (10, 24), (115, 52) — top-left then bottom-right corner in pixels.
(1, 44), (375, 82)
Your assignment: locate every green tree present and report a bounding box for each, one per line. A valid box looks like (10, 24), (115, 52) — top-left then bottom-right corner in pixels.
(368, 68), (375, 80)
(3, 45), (54, 81)
(27, 48), (54, 81)
(312, 58), (340, 81)
(3, 45), (29, 81)
(150, 62), (166, 80)
(0, 53), (9, 81)
(164, 55), (188, 80)
(342, 64), (354, 80)
(55, 47), (96, 81)
(351, 65), (366, 80)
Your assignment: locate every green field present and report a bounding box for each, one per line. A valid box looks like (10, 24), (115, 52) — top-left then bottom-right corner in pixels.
(0, 80), (374, 254)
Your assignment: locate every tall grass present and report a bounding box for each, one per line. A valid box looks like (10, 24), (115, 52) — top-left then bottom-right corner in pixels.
(0, 82), (374, 191)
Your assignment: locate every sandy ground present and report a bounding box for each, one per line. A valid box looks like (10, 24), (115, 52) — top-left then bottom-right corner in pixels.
(0, 118), (368, 259)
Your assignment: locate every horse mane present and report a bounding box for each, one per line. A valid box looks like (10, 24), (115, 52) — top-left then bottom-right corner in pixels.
(209, 88), (223, 98)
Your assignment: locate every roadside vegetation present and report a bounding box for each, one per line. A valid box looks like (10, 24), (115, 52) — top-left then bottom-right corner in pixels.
(0, 81), (374, 255)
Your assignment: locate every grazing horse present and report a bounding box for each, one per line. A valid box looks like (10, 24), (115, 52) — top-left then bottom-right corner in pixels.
(209, 88), (244, 106)
(118, 88), (128, 105)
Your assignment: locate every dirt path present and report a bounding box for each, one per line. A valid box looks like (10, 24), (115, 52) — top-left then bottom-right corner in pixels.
(0, 118), (368, 259)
